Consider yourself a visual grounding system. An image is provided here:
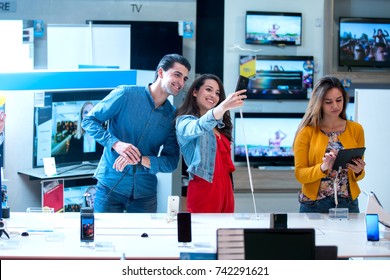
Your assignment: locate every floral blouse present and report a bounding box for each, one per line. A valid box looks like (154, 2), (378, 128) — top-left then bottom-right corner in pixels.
(299, 130), (350, 202)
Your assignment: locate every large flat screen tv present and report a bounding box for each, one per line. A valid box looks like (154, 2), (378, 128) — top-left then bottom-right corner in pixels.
(33, 88), (112, 168)
(234, 112), (304, 167)
(339, 17), (390, 68)
(239, 55), (314, 100)
(246, 11), (302, 46)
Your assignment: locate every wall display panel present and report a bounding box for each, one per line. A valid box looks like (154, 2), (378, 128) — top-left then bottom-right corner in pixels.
(0, 20), (34, 71)
(239, 55), (314, 100)
(47, 24), (130, 70)
(89, 20), (183, 71)
(355, 89), (390, 211)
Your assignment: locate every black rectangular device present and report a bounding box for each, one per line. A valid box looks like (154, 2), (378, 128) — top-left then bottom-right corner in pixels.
(244, 228), (315, 260)
(270, 213), (288, 229)
(235, 75), (250, 92)
(332, 147), (366, 170)
(80, 207), (94, 243)
(365, 213), (380, 241)
(177, 212), (192, 243)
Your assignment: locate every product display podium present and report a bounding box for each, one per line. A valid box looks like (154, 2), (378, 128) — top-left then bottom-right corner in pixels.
(18, 165), (97, 210)
(0, 212), (389, 260)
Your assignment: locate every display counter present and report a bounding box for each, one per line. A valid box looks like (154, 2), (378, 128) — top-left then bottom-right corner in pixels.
(0, 212), (389, 260)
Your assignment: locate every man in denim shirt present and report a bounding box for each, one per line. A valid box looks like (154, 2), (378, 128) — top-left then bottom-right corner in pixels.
(82, 54), (191, 213)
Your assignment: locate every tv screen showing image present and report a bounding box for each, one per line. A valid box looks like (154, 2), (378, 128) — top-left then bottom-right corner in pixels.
(246, 11), (302, 46)
(33, 88), (112, 168)
(339, 17), (390, 68)
(234, 112), (304, 167)
(239, 55), (314, 100)
(64, 184), (96, 212)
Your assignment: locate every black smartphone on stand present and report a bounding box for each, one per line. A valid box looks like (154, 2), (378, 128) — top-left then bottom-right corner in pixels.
(235, 75), (250, 92)
(365, 213), (380, 241)
(80, 207), (95, 244)
(270, 213), (288, 229)
(177, 212), (192, 243)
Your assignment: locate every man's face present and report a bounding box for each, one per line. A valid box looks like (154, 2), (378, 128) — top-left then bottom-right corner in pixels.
(160, 62), (189, 96)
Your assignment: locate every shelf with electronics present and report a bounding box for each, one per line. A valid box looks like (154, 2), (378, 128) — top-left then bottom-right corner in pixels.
(18, 165), (98, 213)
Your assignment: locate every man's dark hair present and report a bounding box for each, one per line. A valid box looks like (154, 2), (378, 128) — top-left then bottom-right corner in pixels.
(154, 54), (191, 81)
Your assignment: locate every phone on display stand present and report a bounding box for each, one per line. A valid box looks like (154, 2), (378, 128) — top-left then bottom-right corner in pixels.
(270, 213), (288, 229)
(80, 207), (94, 245)
(235, 75), (250, 92)
(365, 213), (380, 241)
(177, 212), (192, 245)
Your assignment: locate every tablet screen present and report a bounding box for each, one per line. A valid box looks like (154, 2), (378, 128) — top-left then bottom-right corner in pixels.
(332, 147), (366, 170)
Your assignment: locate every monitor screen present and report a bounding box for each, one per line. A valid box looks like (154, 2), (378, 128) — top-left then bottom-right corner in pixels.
(239, 55), (314, 100)
(339, 17), (390, 68)
(244, 228), (315, 260)
(246, 11), (302, 46)
(61, 176), (97, 212)
(33, 88), (112, 168)
(234, 112), (304, 167)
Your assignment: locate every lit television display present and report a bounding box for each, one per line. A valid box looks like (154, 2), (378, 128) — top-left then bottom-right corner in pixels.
(239, 55), (314, 100)
(339, 17), (390, 68)
(33, 89), (112, 168)
(246, 11), (302, 46)
(234, 112), (304, 166)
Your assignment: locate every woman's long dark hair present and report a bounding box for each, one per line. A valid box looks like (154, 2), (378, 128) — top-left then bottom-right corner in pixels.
(176, 74), (233, 141)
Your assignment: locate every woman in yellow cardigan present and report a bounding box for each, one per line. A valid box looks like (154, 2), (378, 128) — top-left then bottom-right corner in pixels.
(293, 76), (366, 213)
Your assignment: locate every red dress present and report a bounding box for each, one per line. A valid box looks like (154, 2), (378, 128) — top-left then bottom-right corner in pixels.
(187, 133), (235, 213)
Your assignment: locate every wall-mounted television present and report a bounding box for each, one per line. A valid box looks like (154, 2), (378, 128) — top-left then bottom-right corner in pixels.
(33, 88), (112, 168)
(239, 55), (314, 100)
(339, 17), (390, 68)
(246, 11), (302, 46)
(234, 112), (304, 167)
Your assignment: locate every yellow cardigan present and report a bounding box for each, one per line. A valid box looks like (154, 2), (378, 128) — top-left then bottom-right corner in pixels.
(293, 120), (365, 200)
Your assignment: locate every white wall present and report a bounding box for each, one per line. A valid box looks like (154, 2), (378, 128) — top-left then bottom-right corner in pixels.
(1, 0), (196, 82)
(355, 89), (390, 211)
(47, 24), (131, 70)
(0, 20), (34, 71)
(2, 90), (42, 211)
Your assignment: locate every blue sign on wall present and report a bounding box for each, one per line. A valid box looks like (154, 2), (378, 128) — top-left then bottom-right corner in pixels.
(0, 70), (137, 91)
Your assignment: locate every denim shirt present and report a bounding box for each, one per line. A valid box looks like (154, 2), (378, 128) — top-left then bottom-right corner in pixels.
(81, 85), (179, 199)
(175, 110), (225, 183)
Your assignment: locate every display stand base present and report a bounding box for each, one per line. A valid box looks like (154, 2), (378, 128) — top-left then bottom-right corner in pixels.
(329, 208), (349, 220)
(0, 218), (10, 239)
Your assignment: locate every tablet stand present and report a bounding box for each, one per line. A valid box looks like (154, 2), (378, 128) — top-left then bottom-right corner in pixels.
(329, 167), (349, 220)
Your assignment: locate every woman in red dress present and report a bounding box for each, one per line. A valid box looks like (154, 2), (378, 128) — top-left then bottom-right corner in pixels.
(175, 74), (247, 213)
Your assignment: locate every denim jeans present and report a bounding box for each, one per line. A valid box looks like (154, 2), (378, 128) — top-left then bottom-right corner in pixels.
(299, 196), (359, 213)
(94, 183), (157, 213)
